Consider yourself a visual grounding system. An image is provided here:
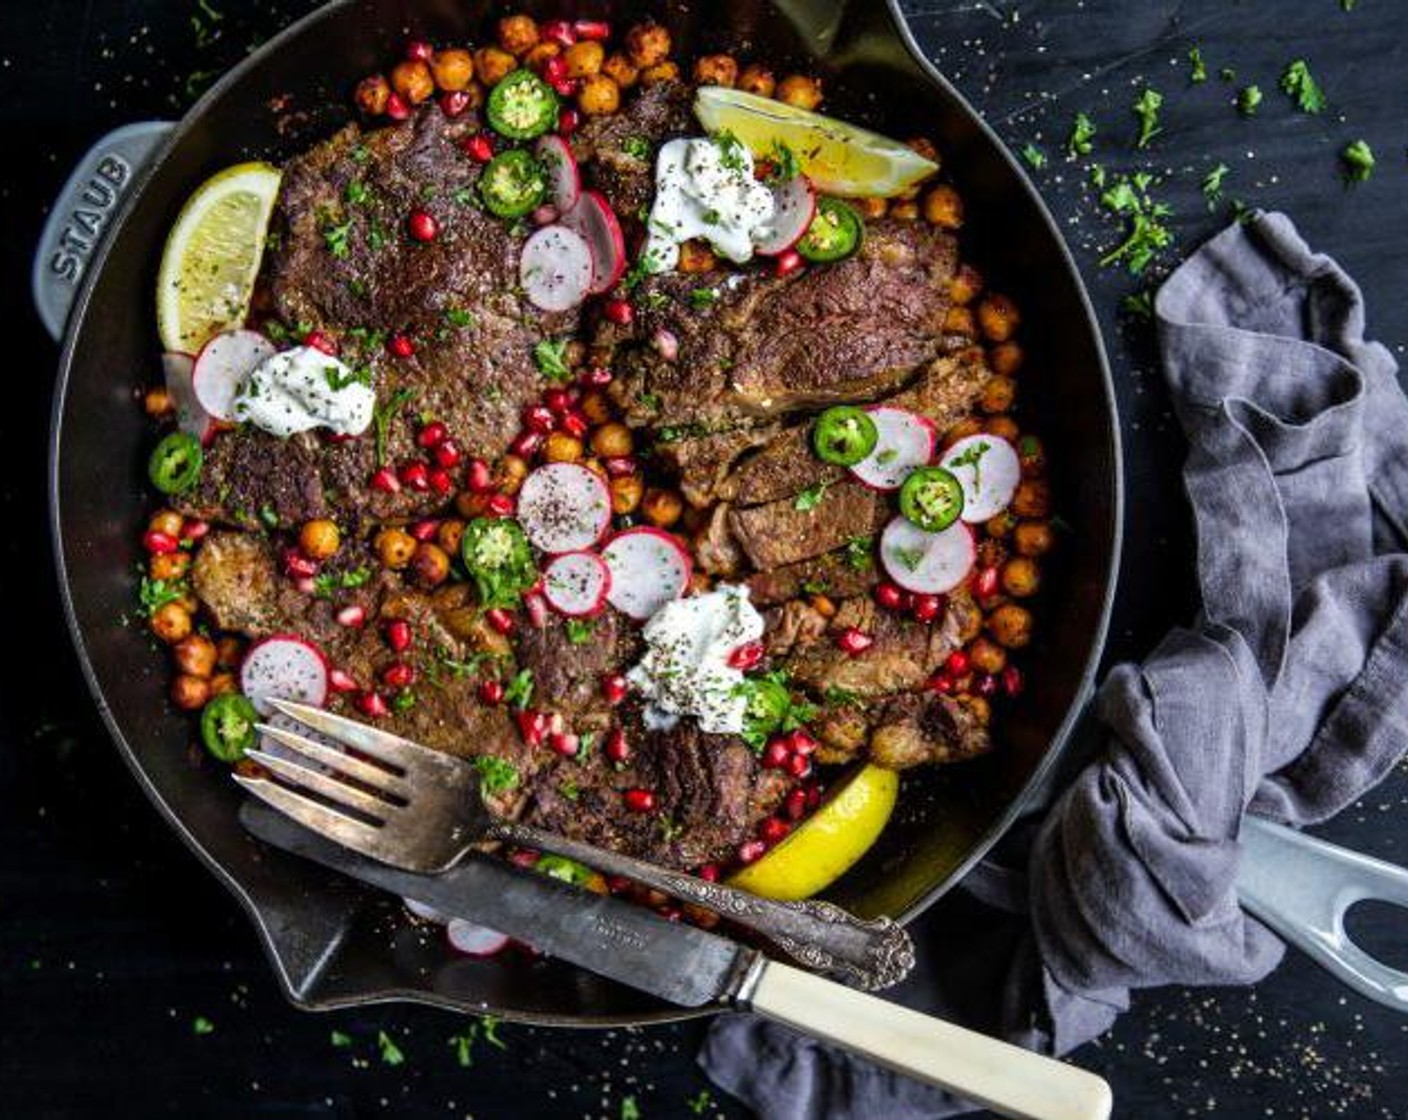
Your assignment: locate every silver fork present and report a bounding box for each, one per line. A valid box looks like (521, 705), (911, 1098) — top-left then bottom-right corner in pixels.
(234, 698), (914, 991)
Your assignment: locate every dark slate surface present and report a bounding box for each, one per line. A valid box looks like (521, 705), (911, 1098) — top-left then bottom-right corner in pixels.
(2, 2), (1407, 1117)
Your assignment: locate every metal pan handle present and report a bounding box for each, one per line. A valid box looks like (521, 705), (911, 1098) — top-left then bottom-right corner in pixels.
(32, 121), (174, 341)
(1236, 815), (1408, 1013)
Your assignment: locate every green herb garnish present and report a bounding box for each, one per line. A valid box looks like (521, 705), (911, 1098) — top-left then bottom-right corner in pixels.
(373, 386), (416, 467)
(533, 338), (572, 381)
(689, 287), (719, 309)
(376, 1031), (405, 1066)
(192, 1017), (214, 1036)
(794, 480), (833, 512)
(138, 575), (188, 617)
(947, 439), (990, 488)
(1098, 172), (1174, 274)
(1279, 59), (1327, 113)
(345, 180), (370, 206)
(1341, 139), (1375, 183)
(1237, 84), (1263, 115)
(564, 619), (595, 644)
(1132, 87), (1163, 148)
(621, 135), (651, 160)
(323, 217), (353, 259)
(1020, 143), (1046, 170)
(1202, 163), (1230, 209)
(1188, 46), (1207, 83)
(1067, 112), (1096, 157)
(844, 534), (874, 571)
(502, 667), (535, 710)
(473, 756), (520, 795)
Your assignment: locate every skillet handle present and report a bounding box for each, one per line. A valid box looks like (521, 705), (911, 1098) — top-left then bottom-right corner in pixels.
(1237, 815), (1408, 1013)
(32, 121), (174, 341)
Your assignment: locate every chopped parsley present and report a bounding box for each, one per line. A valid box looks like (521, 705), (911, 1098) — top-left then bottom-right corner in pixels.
(1237, 84), (1263, 115)
(891, 545), (925, 572)
(533, 338), (573, 381)
(376, 1030), (405, 1066)
(1132, 87), (1163, 148)
(323, 363), (371, 392)
(373, 387), (416, 467)
(1122, 290), (1155, 319)
(637, 391), (662, 412)
(449, 1017), (508, 1068)
(350, 144), (372, 164)
(1020, 143), (1047, 170)
(564, 618), (595, 644)
(443, 306), (475, 329)
(502, 667), (535, 710)
(823, 684), (860, 708)
(947, 439), (991, 488)
(1279, 59), (1327, 113)
(765, 140), (801, 184)
(713, 129), (747, 173)
(689, 287), (719, 309)
(800, 578), (828, 596)
(1341, 139), (1375, 183)
(687, 1090), (714, 1115)
(654, 422), (707, 445)
(452, 186), (477, 206)
(1188, 45), (1207, 83)
(794, 479), (834, 512)
(322, 217), (353, 259)
(312, 566), (372, 599)
(558, 778), (580, 800)
(138, 575), (188, 617)
(621, 135), (652, 160)
(367, 219), (388, 252)
(1202, 163), (1230, 209)
(344, 179), (371, 205)
(1097, 172), (1174, 275)
(1067, 112), (1096, 158)
(735, 670), (817, 750)
(844, 534), (874, 571)
(473, 756), (520, 795)
(621, 1097), (641, 1120)
(392, 689), (417, 713)
(192, 1016), (214, 1036)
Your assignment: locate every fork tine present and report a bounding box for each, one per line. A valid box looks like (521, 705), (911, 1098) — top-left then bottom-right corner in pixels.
(244, 749), (400, 822)
(265, 699), (428, 771)
(256, 723), (409, 797)
(233, 774), (396, 862)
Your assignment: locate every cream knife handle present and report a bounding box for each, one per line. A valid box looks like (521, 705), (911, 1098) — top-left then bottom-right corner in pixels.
(745, 960), (1112, 1120)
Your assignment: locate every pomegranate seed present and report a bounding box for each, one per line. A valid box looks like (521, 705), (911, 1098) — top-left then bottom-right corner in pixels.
(579, 366), (613, 387)
(523, 405), (557, 434)
(874, 581), (907, 611)
(399, 460), (430, 491)
(328, 668), (359, 693)
(439, 89), (470, 117)
(385, 92), (411, 121)
(549, 731), (580, 758)
(477, 678), (506, 705)
(557, 107), (581, 136)
(294, 576), (318, 595)
(761, 737), (791, 770)
(516, 709), (549, 746)
(283, 548), (320, 578)
(973, 566), (1000, 599)
(428, 467), (454, 494)
(541, 19), (576, 46)
(726, 641), (765, 671)
(463, 133), (494, 162)
(143, 530), (178, 555)
(409, 519), (439, 542)
(785, 787), (808, 821)
(573, 19), (611, 40)
(975, 673), (999, 698)
(928, 672), (955, 695)
(508, 848), (541, 869)
(357, 691), (389, 718)
(180, 518), (210, 542)
(945, 649), (971, 676)
(385, 619), (413, 653)
(606, 874), (632, 894)
(417, 420), (448, 448)
(540, 388), (568, 414)
(432, 440), (462, 469)
(561, 411), (590, 438)
(774, 249), (804, 278)
(786, 753), (813, 779)
(466, 458), (493, 492)
(623, 788), (657, 814)
(407, 209), (439, 243)
(807, 787), (822, 808)
(523, 591), (550, 630)
(1002, 665), (1025, 697)
(605, 727), (630, 763)
(336, 604), (367, 628)
(604, 456), (637, 478)
(405, 39), (433, 62)
(698, 863), (721, 883)
(604, 298), (634, 326)
(543, 56), (569, 84)
(760, 817), (791, 844)
(787, 729), (818, 756)
(487, 493), (516, 517)
(737, 839), (767, 865)
(303, 330), (338, 356)
(510, 431), (544, 458)
(549, 75), (578, 97)
(388, 332), (416, 358)
(371, 467), (401, 494)
(836, 626), (874, 655)
(485, 607), (515, 635)
(601, 673), (629, 705)
(911, 594), (943, 623)
(382, 662), (416, 689)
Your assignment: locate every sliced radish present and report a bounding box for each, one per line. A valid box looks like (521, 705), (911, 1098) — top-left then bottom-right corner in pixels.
(517, 463), (612, 554)
(535, 134), (581, 213)
(521, 225), (594, 312)
(880, 516), (975, 595)
(849, 407), (937, 491)
(601, 527), (692, 621)
(240, 634), (330, 716)
(940, 435), (1022, 523)
(446, 918), (510, 957)
(560, 190), (627, 295)
(163, 351), (219, 445)
(404, 897), (450, 925)
(753, 175), (817, 256)
(542, 551), (612, 617)
(193, 329), (276, 421)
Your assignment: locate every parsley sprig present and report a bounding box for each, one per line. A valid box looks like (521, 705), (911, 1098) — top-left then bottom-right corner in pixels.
(1132, 87), (1163, 148)
(1098, 173), (1174, 275)
(1279, 59), (1327, 114)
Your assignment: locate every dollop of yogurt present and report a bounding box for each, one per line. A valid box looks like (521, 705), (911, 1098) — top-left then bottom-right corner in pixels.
(233, 346), (376, 438)
(641, 136), (777, 273)
(627, 584), (765, 735)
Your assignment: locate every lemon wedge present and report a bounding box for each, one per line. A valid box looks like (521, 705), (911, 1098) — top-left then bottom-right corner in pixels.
(157, 162), (282, 355)
(727, 763), (900, 901)
(694, 86), (939, 198)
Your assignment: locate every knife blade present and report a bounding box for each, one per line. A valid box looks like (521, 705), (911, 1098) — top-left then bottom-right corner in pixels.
(239, 798), (762, 1009)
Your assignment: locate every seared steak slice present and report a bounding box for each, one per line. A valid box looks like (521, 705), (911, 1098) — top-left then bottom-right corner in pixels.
(784, 596), (955, 697)
(192, 531), (282, 635)
(656, 423), (778, 509)
(515, 610), (637, 719)
(745, 549), (877, 608)
(576, 80), (694, 221)
(728, 482), (885, 570)
(718, 424), (844, 507)
(886, 350), (989, 426)
(694, 503), (746, 577)
(869, 692), (992, 768)
(762, 600), (829, 658)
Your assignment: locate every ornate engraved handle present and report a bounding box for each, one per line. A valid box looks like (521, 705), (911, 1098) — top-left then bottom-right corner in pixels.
(489, 820), (915, 991)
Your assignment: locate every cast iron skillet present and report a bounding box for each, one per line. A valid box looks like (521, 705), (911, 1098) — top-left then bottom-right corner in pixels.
(45, 0), (1121, 1025)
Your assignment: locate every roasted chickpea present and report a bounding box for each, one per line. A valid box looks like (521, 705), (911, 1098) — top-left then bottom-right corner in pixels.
(355, 73), (392, 115)
(985, 415), (1020, 442)
(737, 63), (776, 97)
(171, 674), (210, 712)
(979, 375), (1017, 414)
(431, 48), (475, 91)
(949, 263), (984, 306)
(496, 453), (530, 495)
(150, 551), (190, 582)
(174, 634), (218, 679)
(961, 694), (992, 726)
(1017, 434), (1047, 476)
(497, 14), (540, 56)
(148, 509), (184, 538)
(523, 41), (561, 72)
(590, 422), (634, 459)
(151, 602), (192, 645)
(890, 200), (920, 221)
(1013, 521), (1055, 558)
(436, 518), (466, 557)
(543, 431), (585, 463)
(299, 518), (341, 561)
(578, 74), (621, 116)
(411, 542), (451, 589)
(989, 341), (1024, 377)
(639, 61), (680, 86)
(602, 52), (640, 89)
(208, 672), (237, 698)
(968, 636), (1008, 676)
(810, 594), (838, 619)
(1001, 556), (1041, 598)
(564, 40), (605, 79)
(578, 389), (612, 425)
(374, 528), (417, 570)
(642, 488), (684, 528)
(977, 293), (1021, 342)
(474, 46), (518, 87)
(216, 636), (243, 669)
(777, 74), (823, 110)
(1011, 478), (1052, 519)
(610, 475), (644, 515)
(678, 240), (718, 273)
(923, 184), (964, 229)
(943, 417), (984, 448)
(987, 603), (1034, 649)
(986, 510), (1018, 539)
(943, 306), (976, 337)
(855, 196), (888, 220)
(390, 60), (435, 105)
(456, 491), (491, 520)
(694, 54), (739, 87)
(907, 136), (941, 166)
(144, 387), (175, 418)
(625, 22), (672, 69)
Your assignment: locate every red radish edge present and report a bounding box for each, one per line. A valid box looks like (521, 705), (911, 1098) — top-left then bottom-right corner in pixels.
(535, 134), (581, 214)
(163, 352), (219, 446)
(446, 919), (510, 957)
(753, 175), (817, 256)
(849, 406), (938, 492)
(559, 190), (627, 295)
(516, 463), (613, 554)
(601, 526), (693, 621)
(879, 517), (975, 596)
(542, 551), (612, 617)
(193, 329), (276, 421)
(239, 633), (330, 715)
(520, 225), (594, 312)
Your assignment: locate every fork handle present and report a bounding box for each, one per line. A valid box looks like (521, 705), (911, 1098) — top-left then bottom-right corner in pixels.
(488, 821), (914, 990)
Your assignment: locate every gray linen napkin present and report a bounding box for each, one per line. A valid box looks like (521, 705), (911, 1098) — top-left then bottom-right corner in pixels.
(700, 211), (1408, 1118)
